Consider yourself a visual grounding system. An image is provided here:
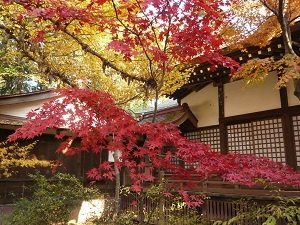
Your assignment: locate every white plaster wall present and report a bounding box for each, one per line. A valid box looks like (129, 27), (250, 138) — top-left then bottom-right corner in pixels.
(286, 79), (300, 106)
(224, 72), (281, 117)
(182, 83), (219, 127)
(0, 99), (46, 117)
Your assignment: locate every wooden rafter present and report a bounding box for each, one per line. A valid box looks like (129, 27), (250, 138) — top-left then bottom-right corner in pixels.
(171, 22), (300, 100)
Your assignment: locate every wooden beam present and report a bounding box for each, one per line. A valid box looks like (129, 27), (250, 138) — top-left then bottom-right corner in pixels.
(218, 84), (228, 154)
(279, 87), (297, 169)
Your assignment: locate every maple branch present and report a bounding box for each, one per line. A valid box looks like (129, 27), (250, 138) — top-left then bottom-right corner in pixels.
(111, 0), (157, 85)
(135, 1), (160, 48)
(134, 0), (170, 50)
(278, 0), (284, 20)
(115, 94), (141, 106)
(157, 14), (173, 92)
(111, 0), (138, 36)
(129, 0), (177, 122)
(252, 15), (276, 33)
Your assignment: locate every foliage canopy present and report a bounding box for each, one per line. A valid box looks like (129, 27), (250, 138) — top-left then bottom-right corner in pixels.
(225, 0), (300, 89)
(0, 0), (238, 105)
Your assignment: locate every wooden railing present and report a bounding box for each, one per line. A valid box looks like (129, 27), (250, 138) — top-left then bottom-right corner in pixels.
(161, 172), (300, 199)
(202, 180), (300, 198)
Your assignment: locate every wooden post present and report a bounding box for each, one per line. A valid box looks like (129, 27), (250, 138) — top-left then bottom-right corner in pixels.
(279, 86), (297, 169)
(218, 84), (228, 154)
(158, 171), (165, 225)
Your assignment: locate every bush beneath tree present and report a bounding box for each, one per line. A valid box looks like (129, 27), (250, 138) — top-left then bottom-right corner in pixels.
(8, 173), (100, 225)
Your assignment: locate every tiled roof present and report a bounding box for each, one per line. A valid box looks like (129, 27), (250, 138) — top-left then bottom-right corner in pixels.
(0, 90), (57, 106)
(137, 103), (198, 128)
(0, 114), (26, 126)
(138, 99), (179, 114)
(0, 90), (52, 98)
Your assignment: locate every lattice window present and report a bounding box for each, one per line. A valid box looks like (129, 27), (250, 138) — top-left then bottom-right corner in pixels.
(184, 161), (199, 170)
(228, 123), (253, 154)
(228, 118), (285, 164)
(292, 115), (300, 167)
(184, 126), (220, 152)
(183, 131), (201, 141)
(252, 118), (285, 163)
(199, 127), (221, 152)
(170, 156), (181, 166)
(164, 156), (185, 172)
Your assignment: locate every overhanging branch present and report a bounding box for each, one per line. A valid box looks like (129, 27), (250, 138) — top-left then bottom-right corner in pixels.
(61, 24), (156, 87)
(0, 24), (76, 87)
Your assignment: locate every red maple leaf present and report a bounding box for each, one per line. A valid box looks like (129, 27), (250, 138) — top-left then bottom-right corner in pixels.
(163, 191), (172, 198)
(131, 184), (142, 192)
(131, 200), (137, 206)
(32, 30), (45, 43)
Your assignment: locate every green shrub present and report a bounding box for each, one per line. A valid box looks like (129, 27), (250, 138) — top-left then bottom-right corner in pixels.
(9, 173), (99, 225)
(88, 210), (139, 225)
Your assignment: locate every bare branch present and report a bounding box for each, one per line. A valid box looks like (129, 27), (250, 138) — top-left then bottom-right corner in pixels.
(259, 0), (279, 17)
(111, 0), (156, 84)
(115, 94), (141, 106)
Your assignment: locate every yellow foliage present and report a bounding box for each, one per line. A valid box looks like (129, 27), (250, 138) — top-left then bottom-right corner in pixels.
(224, 0), (300, 88)
(0, 1), (194, 107)
(0, 141), (51, 178)
(232, 58), (275, 85)
(276, 54), (300, 88)
(232, 55), (300, 89)
(222, 0), (300, 49)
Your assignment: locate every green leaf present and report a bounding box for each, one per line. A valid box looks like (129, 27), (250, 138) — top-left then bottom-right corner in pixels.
(263, 216), (276, 225)
(213, 221), (223, 225)
(228, 216), (238, 224)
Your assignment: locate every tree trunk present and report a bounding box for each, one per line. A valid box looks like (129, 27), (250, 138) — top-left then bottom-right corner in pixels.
(139, 192), (145, 225)
(278, 14), (300, 99)
(152, 88), (159, 123)
(113, 150), (121, 219)
(280, 16), (297, 57)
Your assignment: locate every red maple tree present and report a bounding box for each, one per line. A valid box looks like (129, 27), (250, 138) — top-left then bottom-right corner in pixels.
(8, 88), (300, 207)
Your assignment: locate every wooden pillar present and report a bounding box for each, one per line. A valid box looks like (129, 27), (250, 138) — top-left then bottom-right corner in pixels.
(279, 87), (297, 169)
(218, 84), (228, 154)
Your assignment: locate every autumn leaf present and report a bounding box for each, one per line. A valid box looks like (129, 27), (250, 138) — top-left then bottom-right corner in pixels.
(163, 191), (172, 198)
(130, 200), (137, 206)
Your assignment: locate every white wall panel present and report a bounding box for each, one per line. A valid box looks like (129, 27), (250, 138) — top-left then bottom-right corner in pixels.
(287, 79), (300, 106)
(182, 83), (219, 127)
(224, 72), (281, 117)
